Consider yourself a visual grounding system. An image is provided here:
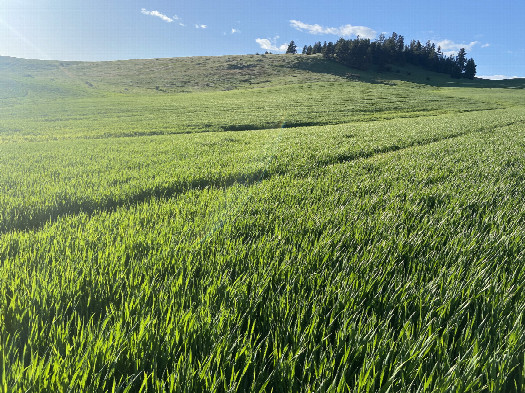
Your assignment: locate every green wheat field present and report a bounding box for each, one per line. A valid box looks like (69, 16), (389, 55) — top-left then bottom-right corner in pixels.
(1, 54), (525, 392)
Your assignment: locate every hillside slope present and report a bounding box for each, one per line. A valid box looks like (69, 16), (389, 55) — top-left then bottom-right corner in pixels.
(2, 54), (524, 97)
(1, 54), (525, 392)
(1, 54), (523, 142)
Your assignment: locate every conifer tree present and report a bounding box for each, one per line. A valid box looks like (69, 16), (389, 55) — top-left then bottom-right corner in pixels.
(464, 58), (477, 79)
(456, 48), (467, 73)
(303, 31), (477, 79)
(286, 41), (297, 54)
(322, 42), (335, 58)
(334, 38), (350, 64)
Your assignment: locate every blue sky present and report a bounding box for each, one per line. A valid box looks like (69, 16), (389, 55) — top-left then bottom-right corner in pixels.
(1, 0), (523, 79)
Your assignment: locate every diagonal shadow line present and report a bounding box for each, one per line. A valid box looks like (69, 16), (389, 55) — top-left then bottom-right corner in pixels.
(1, 119), (522, 236)
(2, 108), (505, 144)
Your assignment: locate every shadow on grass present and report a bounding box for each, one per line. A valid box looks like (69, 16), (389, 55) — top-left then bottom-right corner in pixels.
(289, 55), (525, 89)
(3, 116), (523, 236)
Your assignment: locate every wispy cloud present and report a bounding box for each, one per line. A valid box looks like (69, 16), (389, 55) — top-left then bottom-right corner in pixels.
(231, 28), (240, 34)
(436, 39), (480, 56)
(290, 20), (376, 39)
(255, 37), (288, 53)
(141, 8), (173, 23)
(195, 24), (207, 29)
(481, 43), (490, 48)
(477, 75), (524, 80)
(171, 14), (186, 26)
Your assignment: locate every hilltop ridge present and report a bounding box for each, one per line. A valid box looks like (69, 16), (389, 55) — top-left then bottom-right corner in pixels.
(1, 54), (523, 99)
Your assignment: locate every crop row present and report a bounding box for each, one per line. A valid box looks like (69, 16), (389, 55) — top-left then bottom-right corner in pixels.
(0, 81), (501, 142)
(0, 108), (523, 235)
(1, 120), (525, 391)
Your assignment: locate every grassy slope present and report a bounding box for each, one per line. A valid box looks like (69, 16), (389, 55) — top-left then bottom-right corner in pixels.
(2, 55), (520, 142)
(1, 54), (525, 392)
(2, 54), (523, 95)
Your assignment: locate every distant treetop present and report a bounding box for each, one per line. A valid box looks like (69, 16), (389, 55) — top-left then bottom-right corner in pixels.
(286, 41), (297, 55)
(299, 33), (477, 79)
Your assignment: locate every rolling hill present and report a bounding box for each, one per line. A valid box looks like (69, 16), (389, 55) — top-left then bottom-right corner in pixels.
(1, 54), (525, 392)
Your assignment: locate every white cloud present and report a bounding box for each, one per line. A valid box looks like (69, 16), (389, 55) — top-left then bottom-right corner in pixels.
(441, 51), (455, 57)
(435, 39), (480, 56)
(195, 24), (207, 29)
(255, 38), (288, 53)
(173, 15), (181, 21)
(437, 39), (479, 52)
(289, 19), (376, 39)
(141, 8), (173, 23)
(477, 75), (523, 80)
(481, 43), (490, 48)
(231, 28), (240, 34)
(338, 25), (377, 39)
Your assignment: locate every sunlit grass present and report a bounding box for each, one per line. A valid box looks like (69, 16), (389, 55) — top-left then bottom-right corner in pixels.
(1, 54), (525, 392)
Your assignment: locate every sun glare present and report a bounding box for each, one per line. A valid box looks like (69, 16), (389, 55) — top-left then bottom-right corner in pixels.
(0, 16), (50, 59)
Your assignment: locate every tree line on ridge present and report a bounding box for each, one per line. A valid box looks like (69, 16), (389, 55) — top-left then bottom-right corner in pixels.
(285, 32), (477, 79)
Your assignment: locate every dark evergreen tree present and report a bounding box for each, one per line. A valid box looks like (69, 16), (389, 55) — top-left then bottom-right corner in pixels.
(334, 38), (350, 64)
(422, 41), (436, 68)
(304, 31), (477, 79)
(286, 41), (297, 54)
(312, 41), (322, 54)
(395, 34), (405, 64)
(449, 55), (463, 78)
(396, 35), (405, 53)
(352, 38), (372, 69)
(383, 33), (398, 59)
(368, 41), (383, 66)
(456, 48), (467, 73)
(464, 58), (477, 79)
(302, 45), (308, 55)
(322, 42), (335, 58)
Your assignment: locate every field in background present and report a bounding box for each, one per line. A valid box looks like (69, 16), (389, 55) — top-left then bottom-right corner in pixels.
(1, 54), (525, 392)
